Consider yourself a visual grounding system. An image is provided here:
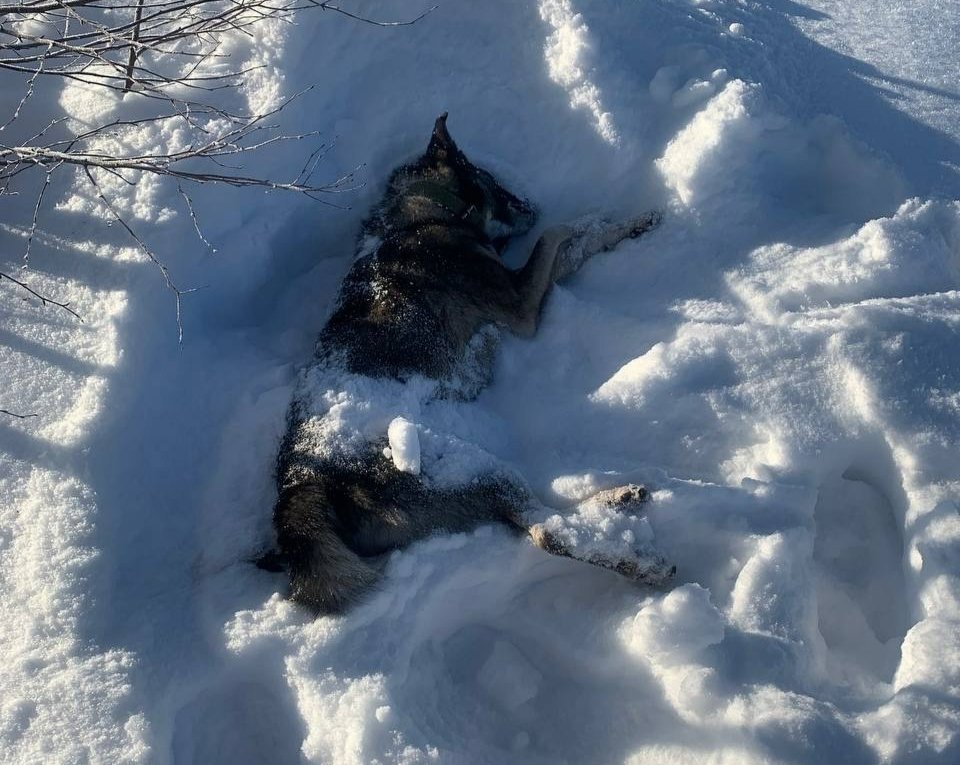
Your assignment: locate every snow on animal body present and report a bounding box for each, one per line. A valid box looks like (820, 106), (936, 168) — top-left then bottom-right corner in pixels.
(271, 114), (671, 613)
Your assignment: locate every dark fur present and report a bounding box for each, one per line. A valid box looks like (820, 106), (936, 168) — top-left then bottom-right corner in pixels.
(317, 115), (538, 381)
(269, 114), (665, 613)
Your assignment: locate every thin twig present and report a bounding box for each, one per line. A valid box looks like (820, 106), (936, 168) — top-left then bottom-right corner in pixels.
(84, 165), (193, 344)
(0, 269), (82, 319)
(177, 181), (215, 252)
(23, 159), (62, 265)
(0, 409), (39, 418)
(311, 1), (439, 27)
(0, 41), (50, 132)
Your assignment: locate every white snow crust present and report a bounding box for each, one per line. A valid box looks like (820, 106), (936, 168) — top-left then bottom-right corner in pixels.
(2, 1), (960, 763)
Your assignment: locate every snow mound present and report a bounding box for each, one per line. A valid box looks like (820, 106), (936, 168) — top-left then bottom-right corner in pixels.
(387, 417), (422, 475)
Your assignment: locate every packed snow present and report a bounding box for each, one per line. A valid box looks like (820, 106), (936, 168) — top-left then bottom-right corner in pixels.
(387, 417), (422, 476)
(2, 1), (959, 763)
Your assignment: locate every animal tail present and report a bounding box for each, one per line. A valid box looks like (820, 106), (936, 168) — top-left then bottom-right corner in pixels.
(273, 484), (379, 614)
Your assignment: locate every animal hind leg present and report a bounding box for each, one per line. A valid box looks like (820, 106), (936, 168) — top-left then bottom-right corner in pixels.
(524, 483), (676, 585)
(273, 484), (381, 614)
(456, 472), (676, 586)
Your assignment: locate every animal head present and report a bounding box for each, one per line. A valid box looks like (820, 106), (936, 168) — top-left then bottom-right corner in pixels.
(425, 113), (537, 241)
(373, 113), (537, 248)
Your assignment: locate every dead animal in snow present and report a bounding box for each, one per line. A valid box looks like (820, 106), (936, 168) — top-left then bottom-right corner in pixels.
(263, 114), (673, 613)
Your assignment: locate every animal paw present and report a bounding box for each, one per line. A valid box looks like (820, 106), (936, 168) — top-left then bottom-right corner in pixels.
(528, 523), (570, 557)
(526, 485), (675, 586)
(556, 211), (662, 279)
(604, 550), (676, 585)
(585, 483), (649, 511)
(625, 210), (662, 240)
(592, 210), (662, 251)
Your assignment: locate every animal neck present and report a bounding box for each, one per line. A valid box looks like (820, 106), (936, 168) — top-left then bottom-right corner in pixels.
(387, 179), (487, 234)
(389, 222), (500, 261)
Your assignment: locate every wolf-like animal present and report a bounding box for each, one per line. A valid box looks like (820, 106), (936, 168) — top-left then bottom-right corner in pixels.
(267, 114), (672, 613)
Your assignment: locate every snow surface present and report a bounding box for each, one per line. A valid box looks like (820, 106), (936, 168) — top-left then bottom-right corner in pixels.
(2, 0), (960, 763)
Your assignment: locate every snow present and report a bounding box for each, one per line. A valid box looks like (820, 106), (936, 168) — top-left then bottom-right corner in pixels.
(2, 0), (960, 763)
(387, 417), (421, 475)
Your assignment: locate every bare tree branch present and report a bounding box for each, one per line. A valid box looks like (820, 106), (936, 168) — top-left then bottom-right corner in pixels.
(23, 159), (61, 265)
(302, 1), (438, 28)
(177, 181), (214, 252)
(1, 0), (433, 342)
(0, 268), (82, 319)
(123, 0), (145, 91)
(0, 409), (39, 418)
(83, 164), (196, 344)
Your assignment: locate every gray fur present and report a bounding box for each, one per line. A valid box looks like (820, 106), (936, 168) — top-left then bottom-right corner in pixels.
(270, 114), (665, 614)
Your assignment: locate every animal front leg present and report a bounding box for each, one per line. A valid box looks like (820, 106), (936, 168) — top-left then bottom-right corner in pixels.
(510, 211), (662, 336)
(525, 483), (676, 585)
(510, 224), (576, 337)
(553, 210), (662, 281)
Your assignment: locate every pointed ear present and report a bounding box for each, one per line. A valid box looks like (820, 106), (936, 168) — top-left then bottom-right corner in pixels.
(426, 112), (460, 162)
